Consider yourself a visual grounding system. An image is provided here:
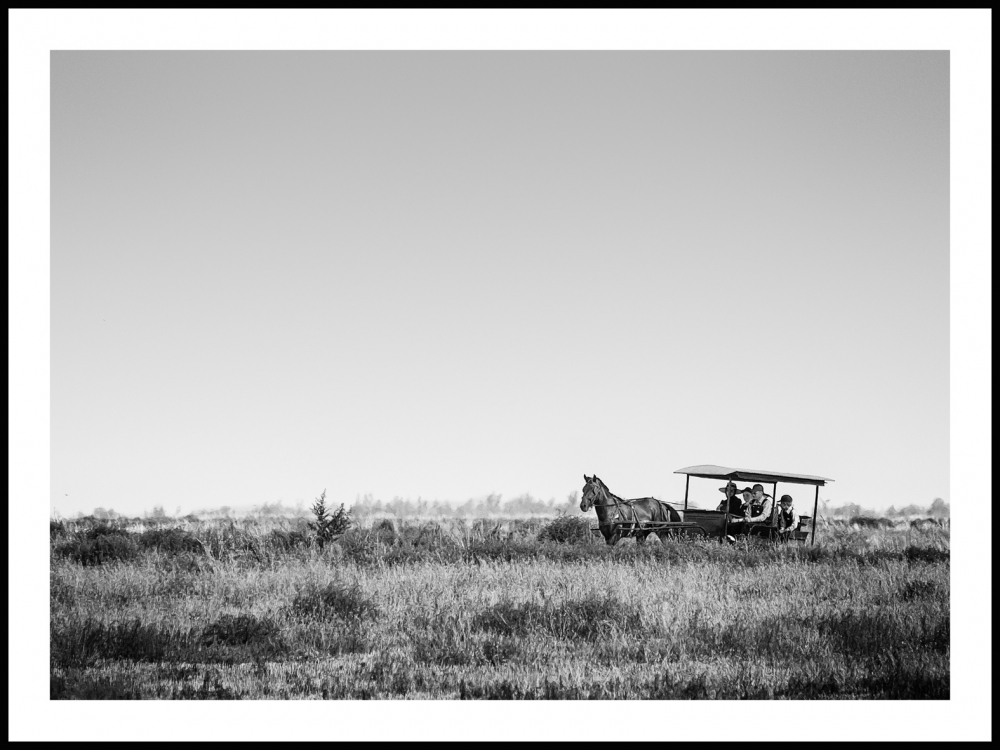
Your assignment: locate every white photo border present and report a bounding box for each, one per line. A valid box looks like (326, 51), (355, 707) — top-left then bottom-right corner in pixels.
(10, 8), (991, 742)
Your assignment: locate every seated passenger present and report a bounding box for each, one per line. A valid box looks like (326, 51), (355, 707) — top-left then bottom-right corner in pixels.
(776, 495), (799, 539)
(737, 487), (753, 516)
(724, 487), (756, 538)
(745, 484), (776, 538)
(716, 481), (744, 514)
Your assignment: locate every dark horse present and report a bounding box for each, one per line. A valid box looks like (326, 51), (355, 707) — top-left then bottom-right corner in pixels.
(580, 474), (682, 546)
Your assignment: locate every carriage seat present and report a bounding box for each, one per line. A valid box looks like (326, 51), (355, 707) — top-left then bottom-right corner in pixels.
(791, 516), (812, 542)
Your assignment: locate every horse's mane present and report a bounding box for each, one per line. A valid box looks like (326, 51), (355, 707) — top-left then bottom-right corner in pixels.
(589, 475), (614, 499)
(589, 475), (640, 506)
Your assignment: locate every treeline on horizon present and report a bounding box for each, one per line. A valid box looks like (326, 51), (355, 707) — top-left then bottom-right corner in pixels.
(823, 497), (950, 519)
(54, 492), (584, 522)
(54, 493), (949, 523)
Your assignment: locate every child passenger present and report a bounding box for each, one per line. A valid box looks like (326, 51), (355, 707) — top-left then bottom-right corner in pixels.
(776, 494), (799, 539)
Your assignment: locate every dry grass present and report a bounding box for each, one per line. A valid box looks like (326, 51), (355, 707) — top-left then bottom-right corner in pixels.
(50, 518), (949, 699)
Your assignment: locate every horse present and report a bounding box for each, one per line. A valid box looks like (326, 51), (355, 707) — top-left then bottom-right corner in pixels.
(580, 474), (681, 546)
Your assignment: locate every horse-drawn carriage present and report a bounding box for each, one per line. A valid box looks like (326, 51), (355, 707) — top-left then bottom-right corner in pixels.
(582, 465), (833, 545)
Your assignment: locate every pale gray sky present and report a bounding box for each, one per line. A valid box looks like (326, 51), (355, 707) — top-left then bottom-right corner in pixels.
(51, 51), (949, 515)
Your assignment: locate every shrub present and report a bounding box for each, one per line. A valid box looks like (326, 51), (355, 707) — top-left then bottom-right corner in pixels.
(139, 528), (204, 555)
(473, 592), (643, 639)
(51, 672), (144, 700)
(77, 520), (131, 539)
(50, 618), (188, 668)
(200, 614), (283, 647)
(54, 532), (140, 566)
(905, 545), (950, 563)
(267, 529), (310, 552)
(538, 515), (593, 544)
(198, 523), (264, 559)
(290, 581), (379, 621)
(852, 516), (885, 529)
(899, 580), (941, 601)
(308, 490), (352, 546)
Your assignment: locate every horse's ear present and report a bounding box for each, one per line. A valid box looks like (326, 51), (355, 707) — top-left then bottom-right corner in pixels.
(583, 474), (590, 483)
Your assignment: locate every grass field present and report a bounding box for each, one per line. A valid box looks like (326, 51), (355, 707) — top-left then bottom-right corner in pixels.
(49, 515), (949, 699)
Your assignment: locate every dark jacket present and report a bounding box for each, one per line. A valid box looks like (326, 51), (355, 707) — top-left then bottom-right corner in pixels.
(717, 494), (745, 514)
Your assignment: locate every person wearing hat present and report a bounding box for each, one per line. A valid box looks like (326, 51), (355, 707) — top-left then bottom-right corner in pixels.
(745, 483), (777, 537)
(776, 495), (799, 540)
(715, 481), (746, 515)
(723, 486), (756, 536)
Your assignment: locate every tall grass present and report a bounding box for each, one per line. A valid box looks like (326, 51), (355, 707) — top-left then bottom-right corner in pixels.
(50, 518), (949, 700)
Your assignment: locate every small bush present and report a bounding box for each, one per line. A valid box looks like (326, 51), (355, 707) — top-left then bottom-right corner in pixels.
(481, 636), (522, 666)
(308, 490), (352, 546)
(200, 614), (283, 647)
(290, 581), (379, 621)
(54, 533), (140, 566)
(404, 521), (454, 550)
(899, 580), (941, 601)
(267, 529), (311, 551)
(78, 520), (131, 539)
(537, 516), (593, 544)
(852, 516), (885, 529)
(816, 610), (949, 658)
(51, 673), (144, 700)
(198, 524), (263, 559)
(51, 618), (188, 668)
(139, 528), (204, 555)
(473, 592), (643, 639)
(905, 545), (950, 563)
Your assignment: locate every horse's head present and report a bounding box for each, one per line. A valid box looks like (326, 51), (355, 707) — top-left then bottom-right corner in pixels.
(580, 474), (606, 512)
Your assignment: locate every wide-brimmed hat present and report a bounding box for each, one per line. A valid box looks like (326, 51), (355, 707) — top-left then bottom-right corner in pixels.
(752, 483), (765, 492)
(780, 494), (794, 504)
(717, 481), (739, 494)
(740, 487), (754, 495)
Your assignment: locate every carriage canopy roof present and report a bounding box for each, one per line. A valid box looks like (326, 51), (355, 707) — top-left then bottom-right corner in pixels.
(674, 465), (833, 486)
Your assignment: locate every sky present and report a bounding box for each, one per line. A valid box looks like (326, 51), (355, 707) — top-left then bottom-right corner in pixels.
(50, 51), (950, 516)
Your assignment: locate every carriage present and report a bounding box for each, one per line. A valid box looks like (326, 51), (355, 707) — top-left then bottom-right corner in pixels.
(584, 465), (833, 545)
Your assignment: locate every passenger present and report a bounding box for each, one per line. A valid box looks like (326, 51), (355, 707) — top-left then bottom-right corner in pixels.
(716, 481), (744, 515)
(724, 487), (756, 539)
(738, 487), (753, 515)
(776, 494), (799, 540)
(745, 484), (776, 538)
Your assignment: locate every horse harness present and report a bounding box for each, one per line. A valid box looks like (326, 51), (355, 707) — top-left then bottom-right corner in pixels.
(588, 487), (653, 529)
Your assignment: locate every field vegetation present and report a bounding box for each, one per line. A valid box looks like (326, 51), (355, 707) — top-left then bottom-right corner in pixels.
(50, 508), (949, 700)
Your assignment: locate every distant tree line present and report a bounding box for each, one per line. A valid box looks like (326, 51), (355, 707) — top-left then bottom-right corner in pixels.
(823, 498), (949, 519)
(63, 495), (949, 523)
(349, 492), (582, 518)
(62, 492), (584, 522)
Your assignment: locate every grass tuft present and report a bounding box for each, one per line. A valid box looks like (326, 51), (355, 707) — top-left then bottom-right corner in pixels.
(290, 581), (380, 621)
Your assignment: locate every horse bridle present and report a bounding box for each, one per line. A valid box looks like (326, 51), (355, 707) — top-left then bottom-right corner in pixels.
(583, 481), (640, 527)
